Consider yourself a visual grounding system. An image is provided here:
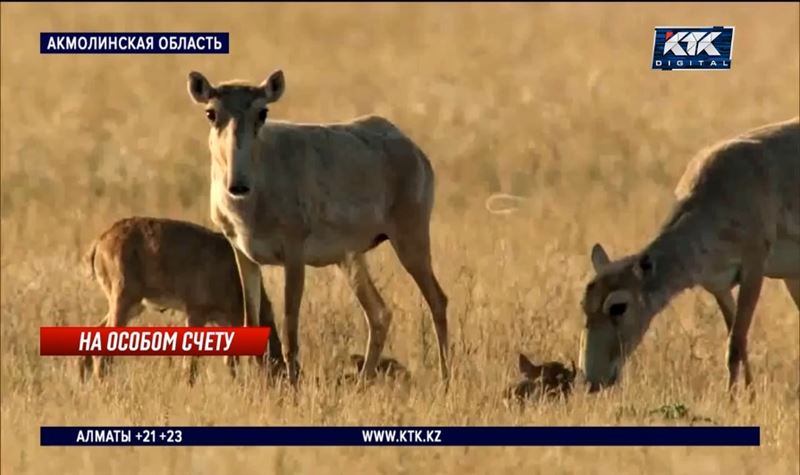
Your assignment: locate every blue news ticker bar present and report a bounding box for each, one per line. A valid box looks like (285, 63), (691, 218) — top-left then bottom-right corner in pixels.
(40, 32), (229, 54)
(41, 426), (760, 447)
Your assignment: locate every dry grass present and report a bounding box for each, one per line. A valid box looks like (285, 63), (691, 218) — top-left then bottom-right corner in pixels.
(1, 3), (799, 474)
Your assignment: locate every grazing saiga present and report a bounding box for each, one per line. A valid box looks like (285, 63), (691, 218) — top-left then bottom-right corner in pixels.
(579, 117), (800, 393)
(186, 69), (449, 387)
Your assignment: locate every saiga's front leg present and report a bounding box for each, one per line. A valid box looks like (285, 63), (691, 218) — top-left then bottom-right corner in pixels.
(727, 251), (766, 394)
(230, 242), (265, 370)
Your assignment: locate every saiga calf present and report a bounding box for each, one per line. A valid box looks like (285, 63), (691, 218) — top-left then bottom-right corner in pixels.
(81, 216), (284, 385)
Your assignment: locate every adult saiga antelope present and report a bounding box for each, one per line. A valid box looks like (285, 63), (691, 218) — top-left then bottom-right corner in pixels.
(186, 70), (449, 386)
(580, 117), (799, 393)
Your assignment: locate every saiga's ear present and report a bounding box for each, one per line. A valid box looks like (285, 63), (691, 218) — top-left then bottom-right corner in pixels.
(260, 69), (285, 103)
(590, 243), (611, 272)
(187, 71), (214, 104)
(518, 353), (542, 379)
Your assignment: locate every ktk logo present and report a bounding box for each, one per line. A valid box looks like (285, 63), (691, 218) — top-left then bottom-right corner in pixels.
(662, 31), (721, 56)
(652, 26), (735, 71)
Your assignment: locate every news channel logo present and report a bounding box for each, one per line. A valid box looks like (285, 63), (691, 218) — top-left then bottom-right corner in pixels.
(651, 26), (735, 71)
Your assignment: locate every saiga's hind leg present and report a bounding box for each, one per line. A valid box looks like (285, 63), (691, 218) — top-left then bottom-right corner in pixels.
(78, 316), (109, 382)
(389, 223), (449, 383)
(92, 292), (143, 381)
(338, 253), (392, 381)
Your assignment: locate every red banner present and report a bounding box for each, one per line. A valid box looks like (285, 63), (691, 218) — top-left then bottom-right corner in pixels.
(39, 327), (271, 356)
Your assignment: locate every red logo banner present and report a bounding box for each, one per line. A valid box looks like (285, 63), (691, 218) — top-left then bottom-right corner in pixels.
(39, 327), (271, 356)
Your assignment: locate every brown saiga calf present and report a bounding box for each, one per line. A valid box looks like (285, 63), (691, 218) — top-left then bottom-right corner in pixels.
(81, 216), (284, 385)
(504, 353), (577, 402)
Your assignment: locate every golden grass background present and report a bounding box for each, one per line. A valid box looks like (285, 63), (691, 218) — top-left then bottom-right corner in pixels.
(1, 2), (798, 474)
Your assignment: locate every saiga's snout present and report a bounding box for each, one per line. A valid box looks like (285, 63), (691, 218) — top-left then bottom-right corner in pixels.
(223, 122), (253, 199)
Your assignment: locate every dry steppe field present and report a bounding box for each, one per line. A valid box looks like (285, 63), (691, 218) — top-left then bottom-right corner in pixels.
(1, 3), (798, 474)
